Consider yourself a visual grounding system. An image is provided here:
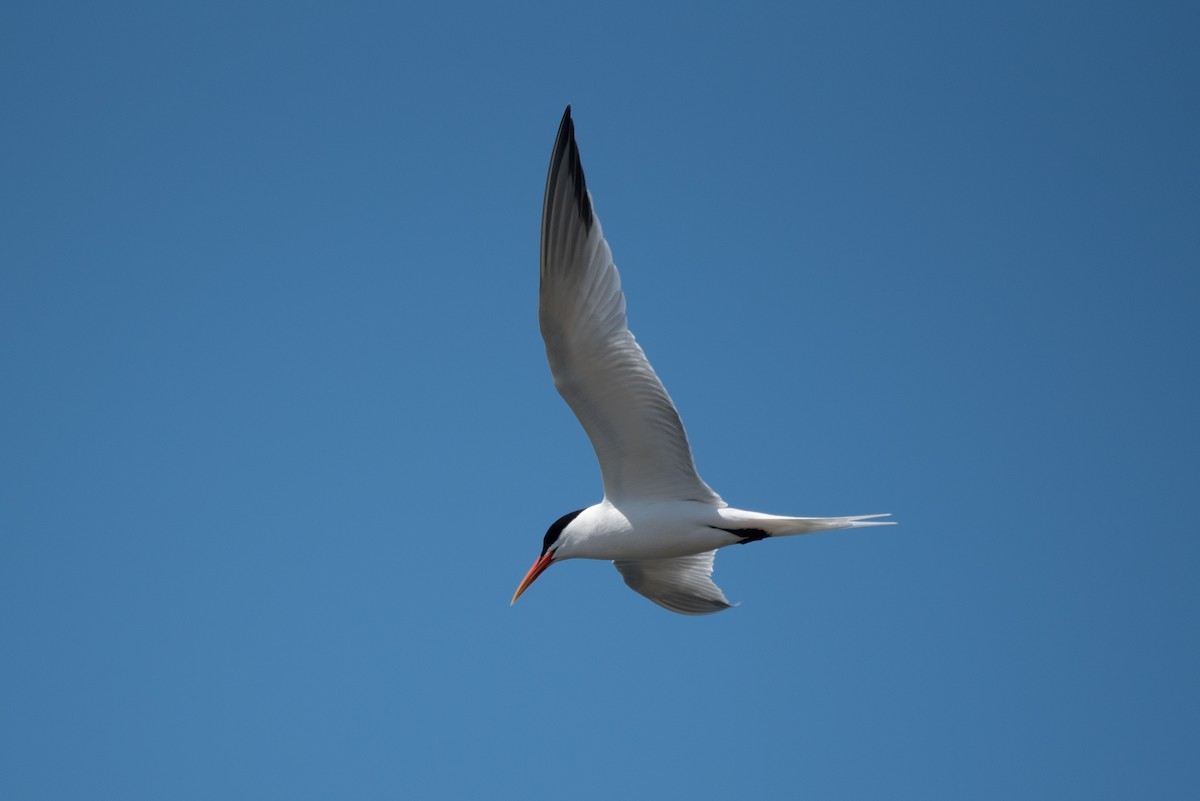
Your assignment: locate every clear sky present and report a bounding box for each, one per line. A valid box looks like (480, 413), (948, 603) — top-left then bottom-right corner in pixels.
(2, 1), (1197, 798)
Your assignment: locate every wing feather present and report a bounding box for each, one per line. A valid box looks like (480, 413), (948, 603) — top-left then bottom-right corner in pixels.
(613, 551), (733, 615)
(540, 106), (721, 505)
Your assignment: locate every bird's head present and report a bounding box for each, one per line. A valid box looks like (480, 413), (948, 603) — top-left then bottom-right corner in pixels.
(510, 508), (585, 605)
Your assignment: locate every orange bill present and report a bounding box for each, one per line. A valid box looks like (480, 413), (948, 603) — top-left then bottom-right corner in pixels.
(510, 551), (555, 605)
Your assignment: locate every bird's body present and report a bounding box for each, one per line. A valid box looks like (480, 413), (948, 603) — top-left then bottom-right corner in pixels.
(511, 106), (893, 615)
(557, 500), (888, 562)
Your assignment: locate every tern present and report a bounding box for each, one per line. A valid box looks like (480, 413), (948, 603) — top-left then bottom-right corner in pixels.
(512, 106), (893, 615)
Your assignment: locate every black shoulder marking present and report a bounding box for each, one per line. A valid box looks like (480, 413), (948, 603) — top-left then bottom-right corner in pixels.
(542, 507), (585, 555)
(541, 106), (594, 262)
(712, 526), (771, 545)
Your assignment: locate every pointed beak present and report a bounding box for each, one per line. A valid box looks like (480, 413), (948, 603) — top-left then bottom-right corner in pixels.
(511, 551), (555, 605)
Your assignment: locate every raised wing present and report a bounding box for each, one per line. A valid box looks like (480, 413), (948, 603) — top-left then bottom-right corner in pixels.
(540, 106), (721, 505)
(614, 551), (733, 615)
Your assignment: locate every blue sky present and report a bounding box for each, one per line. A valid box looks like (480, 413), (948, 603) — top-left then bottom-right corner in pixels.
(2, 1), (1197, 798)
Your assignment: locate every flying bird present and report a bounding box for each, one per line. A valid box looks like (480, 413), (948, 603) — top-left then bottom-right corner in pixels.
(512, 106), (893, 615)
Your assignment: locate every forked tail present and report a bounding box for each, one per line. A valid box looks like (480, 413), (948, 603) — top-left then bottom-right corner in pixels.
(716, 509), (895, 538)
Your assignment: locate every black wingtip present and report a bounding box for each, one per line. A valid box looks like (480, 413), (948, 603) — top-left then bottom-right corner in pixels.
(542, 105), (594, 260)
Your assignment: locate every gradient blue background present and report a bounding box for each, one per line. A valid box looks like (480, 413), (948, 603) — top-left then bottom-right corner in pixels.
(3, 1), (1197, 798)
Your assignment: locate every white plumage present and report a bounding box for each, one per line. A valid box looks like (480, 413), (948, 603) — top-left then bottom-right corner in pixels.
(512, 107), (893, 615)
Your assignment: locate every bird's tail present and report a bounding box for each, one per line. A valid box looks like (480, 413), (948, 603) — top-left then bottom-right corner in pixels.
(716, 509), (894, 537)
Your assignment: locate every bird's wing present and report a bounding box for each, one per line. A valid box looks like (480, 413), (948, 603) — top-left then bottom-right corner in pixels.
(613, 551), (732, 615)
(540, 106), (721, 505)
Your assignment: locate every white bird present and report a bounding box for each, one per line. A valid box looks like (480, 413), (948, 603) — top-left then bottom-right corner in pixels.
(512, 106), (893, 615)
